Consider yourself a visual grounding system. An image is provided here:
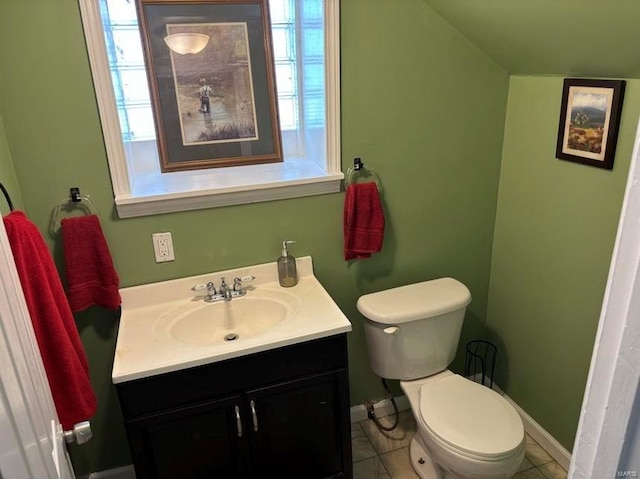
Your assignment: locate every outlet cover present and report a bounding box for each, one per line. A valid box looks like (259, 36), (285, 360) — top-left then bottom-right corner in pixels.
(152, 232), (175, 262)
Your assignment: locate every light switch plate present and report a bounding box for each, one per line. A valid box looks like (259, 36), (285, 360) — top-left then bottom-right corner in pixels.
(152, 232), (175, 262)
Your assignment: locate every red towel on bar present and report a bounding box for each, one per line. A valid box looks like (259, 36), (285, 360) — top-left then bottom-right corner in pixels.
(343, 182), (385, 260)
(3, 211), (97, 429)
(61, 215), (121, 313)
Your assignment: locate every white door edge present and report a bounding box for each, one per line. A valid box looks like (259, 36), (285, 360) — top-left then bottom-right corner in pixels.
(569, 117), (640, 478)
(0, 215), (74, 479)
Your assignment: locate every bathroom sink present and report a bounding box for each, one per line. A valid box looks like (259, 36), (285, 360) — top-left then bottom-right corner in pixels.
(152, 288), (301, 346)
(112, 256), (352, 383)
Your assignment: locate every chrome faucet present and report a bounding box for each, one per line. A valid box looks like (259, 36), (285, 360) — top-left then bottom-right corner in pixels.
(191, 275), (255, 303)
(219, 277), (232, 301)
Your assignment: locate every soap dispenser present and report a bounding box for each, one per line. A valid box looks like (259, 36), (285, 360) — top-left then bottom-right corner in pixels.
(277, 240), (298, 287)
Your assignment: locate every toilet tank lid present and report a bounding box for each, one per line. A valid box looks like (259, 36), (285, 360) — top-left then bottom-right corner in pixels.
(356, 277), (471, 325)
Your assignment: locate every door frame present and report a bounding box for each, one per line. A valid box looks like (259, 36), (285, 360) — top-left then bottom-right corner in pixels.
(568, 118), (640, 477)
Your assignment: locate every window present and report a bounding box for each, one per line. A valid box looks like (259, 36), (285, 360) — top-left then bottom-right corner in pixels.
(79, 0), (341, 218)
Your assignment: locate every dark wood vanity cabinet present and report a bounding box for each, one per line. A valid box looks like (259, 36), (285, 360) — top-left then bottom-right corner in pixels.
(125, 394), (245, 478)
(116, 334), (352, 479)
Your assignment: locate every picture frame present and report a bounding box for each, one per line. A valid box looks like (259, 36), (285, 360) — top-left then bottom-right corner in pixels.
(136, 0), (282, 172)
(556, 78), (626, 170)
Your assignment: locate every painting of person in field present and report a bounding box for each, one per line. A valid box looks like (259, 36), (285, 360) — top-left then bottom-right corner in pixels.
(563, 88), (613, 161)
(166, 22), (258, 147)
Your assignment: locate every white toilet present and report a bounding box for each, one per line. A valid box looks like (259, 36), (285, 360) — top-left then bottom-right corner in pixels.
(357, 277), (525, 479)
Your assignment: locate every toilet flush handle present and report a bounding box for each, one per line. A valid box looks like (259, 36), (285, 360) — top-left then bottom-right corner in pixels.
(383, 326), (399, 334)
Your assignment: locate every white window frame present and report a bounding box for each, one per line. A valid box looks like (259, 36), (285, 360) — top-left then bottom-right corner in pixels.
(78, 0), (341, 218)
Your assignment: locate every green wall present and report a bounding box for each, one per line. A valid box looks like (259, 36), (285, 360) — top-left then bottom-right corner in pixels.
(0, 0), (509, 473)
(423, 0), (640, 78)
(487, 76), (638, 450)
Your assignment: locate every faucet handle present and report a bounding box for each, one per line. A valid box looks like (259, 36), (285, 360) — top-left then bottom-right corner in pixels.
(233, 275), (255, 292)
(191, 282), (216, 295)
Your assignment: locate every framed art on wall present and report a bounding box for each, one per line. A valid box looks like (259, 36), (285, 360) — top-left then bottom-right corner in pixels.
(136, 0), (282, 172)
(556, 78), (626, 170)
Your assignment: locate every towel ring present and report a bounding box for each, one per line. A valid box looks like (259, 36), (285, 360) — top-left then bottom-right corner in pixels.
(50, 189), (99, 236)
(345, 158), (382, 192)
(0, 182), (14, 212)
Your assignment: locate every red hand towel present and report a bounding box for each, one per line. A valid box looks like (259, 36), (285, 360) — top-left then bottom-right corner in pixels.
(4, 211), (97, 429)
(343, 182), (385, 260)
(61, 215), (121, 313)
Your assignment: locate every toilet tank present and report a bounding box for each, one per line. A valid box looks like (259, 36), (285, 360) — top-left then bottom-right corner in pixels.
(357, 278), (471, 380)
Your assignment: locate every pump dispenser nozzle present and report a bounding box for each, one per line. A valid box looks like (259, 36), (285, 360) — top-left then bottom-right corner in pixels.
(277, 240), (298, 287)
(281, 240), (296, 256)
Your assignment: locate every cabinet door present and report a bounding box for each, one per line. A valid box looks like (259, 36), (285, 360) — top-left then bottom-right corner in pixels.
(126, 394), (247, 479)
(246, 370), (350, 478)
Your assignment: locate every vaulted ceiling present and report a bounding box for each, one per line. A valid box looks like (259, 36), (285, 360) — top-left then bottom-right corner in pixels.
(423, 0), (640, 78)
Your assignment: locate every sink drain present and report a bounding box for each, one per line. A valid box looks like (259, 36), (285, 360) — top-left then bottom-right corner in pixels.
(224, 333), (239, 341)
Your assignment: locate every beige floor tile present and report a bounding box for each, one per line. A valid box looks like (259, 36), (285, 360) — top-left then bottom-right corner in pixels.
(379, 446), (419, 479)
(351, 422), (378, 462)
(539, 461), (568, 479)
(350, 420), (563, 479)
(518, 456), (536, 472)
(513, 467), (546, 478)
(525, 434), (554, 466)
(352, 456), (391, 479)
(359, 411), (417, 454)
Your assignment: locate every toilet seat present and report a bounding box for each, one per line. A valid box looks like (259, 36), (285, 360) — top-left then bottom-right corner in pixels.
(419, 375), (524, 461)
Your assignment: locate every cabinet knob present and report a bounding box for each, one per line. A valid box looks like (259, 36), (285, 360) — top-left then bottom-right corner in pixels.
(234, 405), (242, 437)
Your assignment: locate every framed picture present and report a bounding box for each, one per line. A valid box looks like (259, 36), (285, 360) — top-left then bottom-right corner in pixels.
(136, 0), (282, 172)
(556, 78), (625, 170)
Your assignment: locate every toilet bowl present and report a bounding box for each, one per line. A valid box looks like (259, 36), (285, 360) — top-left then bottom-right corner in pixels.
(401, 371), (524, 479)
(357, 278), (525, 479)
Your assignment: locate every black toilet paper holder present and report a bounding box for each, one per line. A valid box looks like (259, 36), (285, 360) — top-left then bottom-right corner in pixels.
(464, 340), (497, 388)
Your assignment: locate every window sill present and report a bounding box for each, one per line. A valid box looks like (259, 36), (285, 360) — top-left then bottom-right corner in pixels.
(115, 160), (344, 218)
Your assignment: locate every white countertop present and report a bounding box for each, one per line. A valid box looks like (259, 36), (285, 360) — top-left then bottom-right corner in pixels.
(112, 256), (352, 384)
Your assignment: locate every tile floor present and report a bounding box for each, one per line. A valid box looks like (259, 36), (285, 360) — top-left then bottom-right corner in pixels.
(351, 411), (567, 479)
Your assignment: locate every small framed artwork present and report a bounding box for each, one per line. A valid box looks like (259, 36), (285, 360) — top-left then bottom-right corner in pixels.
(556, 78), (626, 170)
(136, 0), (282, 172)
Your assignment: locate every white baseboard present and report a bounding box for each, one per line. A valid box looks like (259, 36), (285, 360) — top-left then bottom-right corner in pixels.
(78, 465), (136, 479)
(350, 395), (411, 423)
(491, 383), (572, 470)
(352, 379), (571, 471)
(465, 373), (571, 470)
